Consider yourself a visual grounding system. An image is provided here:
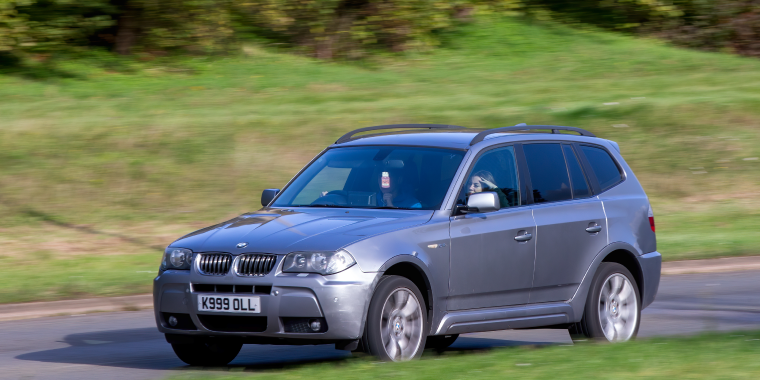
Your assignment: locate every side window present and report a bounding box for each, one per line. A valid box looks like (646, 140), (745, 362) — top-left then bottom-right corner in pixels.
(456, 146), (520, 209)
(580, 145), (623, 192)
(523, 143), (572, 203)
(563, 145), (591, 198)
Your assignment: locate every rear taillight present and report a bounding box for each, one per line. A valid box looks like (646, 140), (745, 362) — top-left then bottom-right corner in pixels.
(648, 204), (655, 232)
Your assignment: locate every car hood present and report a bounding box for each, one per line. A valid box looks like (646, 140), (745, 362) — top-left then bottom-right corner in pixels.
(171, 208), (434, 255)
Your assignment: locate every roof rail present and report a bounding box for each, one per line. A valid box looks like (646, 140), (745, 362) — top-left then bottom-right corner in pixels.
(469, 125), (596, 146)
(335, 124), (466, 144)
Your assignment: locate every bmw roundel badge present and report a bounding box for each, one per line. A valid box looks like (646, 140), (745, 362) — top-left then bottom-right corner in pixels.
(236, 242), (248, 249)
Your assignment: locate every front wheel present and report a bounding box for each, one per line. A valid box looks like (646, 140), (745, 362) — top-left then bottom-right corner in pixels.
(171, 340), (243, 366)
(362, 275), (428, 361)
(571, 262), (641, 342)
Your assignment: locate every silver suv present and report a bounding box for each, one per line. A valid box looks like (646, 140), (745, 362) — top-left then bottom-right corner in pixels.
(154, 124), (661, 364)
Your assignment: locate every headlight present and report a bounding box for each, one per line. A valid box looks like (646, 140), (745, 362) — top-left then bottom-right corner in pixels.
(162, 248), (193, 270)
(282, 250), (356, 275)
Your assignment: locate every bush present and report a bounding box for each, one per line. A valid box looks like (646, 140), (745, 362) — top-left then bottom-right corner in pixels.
(0, 0), (116, 55)
(0, 0), (522, 60)
(524, 0), (760, 58)
(234, 0), (523, 59)
(649, 1), (760, 57)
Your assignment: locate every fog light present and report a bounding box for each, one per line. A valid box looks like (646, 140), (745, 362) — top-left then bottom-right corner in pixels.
(168, 316), (178, 327)
(309, 319), (321, 332)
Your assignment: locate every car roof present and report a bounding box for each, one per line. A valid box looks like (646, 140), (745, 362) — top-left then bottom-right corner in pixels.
(330, 130), (610, 150)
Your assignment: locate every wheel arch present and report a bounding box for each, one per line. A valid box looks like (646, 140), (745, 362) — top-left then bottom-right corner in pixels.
(568, 242), (645, 321)
(601, 249), (644, 301)
(378, 256), (435, 326)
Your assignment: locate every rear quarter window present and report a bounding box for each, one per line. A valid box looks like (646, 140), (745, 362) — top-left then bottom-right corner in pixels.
(579, 145), (623, 191)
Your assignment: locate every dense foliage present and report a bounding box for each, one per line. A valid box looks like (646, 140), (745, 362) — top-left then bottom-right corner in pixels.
(1, 0), (760, 60)
(0, 0), (521, 59)
(531, 0), (760, 57)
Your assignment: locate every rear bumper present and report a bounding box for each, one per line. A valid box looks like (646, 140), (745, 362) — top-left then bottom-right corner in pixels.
(153, 264), (379, 343)
(637, 251), (661, 309)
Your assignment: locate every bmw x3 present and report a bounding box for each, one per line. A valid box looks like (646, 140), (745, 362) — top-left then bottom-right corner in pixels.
(154, 124), (662, 364)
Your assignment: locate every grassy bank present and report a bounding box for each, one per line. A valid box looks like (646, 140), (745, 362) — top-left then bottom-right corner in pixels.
(170, 331), (760, 379)
(2, 17), (760, 302)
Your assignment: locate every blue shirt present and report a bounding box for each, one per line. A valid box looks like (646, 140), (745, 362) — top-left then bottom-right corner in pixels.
(377, 192), (422, 209)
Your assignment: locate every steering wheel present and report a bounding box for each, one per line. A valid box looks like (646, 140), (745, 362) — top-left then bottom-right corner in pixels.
(311, 190), (349, 206)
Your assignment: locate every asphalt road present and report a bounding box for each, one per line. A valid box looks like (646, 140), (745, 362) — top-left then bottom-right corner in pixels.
(2, 270), (759, 380)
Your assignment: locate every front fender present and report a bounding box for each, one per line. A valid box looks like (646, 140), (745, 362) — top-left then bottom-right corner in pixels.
(345, 213), (452, 335)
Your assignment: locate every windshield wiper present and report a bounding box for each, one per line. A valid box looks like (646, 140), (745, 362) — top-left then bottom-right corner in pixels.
(294, 204), (353, 208)
(367, 206), (411, 210)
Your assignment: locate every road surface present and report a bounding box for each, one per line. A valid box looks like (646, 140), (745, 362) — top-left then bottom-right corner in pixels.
(2, 270), (759, 380)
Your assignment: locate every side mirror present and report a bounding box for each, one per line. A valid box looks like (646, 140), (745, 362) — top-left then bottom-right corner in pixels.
(463, 192), (500, 214)
(261, 188), (280, 207)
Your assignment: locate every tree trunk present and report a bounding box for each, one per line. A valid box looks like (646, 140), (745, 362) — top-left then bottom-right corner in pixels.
(114, 2), (140, 55)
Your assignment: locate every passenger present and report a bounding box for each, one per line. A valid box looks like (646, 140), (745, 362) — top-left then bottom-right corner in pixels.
(467, 170), (508, 208)
(377, 169), (421, 209)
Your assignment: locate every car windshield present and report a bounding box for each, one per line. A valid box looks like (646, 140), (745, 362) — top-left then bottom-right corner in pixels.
(272, 146), (466, 210)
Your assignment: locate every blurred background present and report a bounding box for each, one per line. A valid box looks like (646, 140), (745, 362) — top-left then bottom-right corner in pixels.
(2, 1), (760, 379)
(1, 0), (760, 331)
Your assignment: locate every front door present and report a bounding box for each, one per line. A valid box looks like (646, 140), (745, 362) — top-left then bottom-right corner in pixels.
(448, 145), (536, 311)
(521, 143), (609, 303)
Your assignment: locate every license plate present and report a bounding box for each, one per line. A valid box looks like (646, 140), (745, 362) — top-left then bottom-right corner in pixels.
(198, 295), (260, 313)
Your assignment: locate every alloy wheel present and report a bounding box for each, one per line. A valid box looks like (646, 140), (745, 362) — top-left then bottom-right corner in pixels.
(598, 273), (638, 342)
(379, 287), (424, 361)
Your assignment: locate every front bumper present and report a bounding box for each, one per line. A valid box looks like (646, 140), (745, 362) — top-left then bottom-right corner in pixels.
(153, 262), (379, 342)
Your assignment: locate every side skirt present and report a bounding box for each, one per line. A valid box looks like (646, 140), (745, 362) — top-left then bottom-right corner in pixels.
(434, 302), (573, 335)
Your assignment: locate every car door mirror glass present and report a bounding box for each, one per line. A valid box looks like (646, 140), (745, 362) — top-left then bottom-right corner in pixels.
(466, 192), (500, 213)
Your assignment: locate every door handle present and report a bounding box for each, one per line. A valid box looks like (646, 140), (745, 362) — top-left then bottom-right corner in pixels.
(514, 232), (533, 242)
(586, 225), (602, 233)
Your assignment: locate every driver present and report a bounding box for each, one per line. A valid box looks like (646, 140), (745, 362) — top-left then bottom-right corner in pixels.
(377, 168), (422, 209)
(466, 170), (508, 209)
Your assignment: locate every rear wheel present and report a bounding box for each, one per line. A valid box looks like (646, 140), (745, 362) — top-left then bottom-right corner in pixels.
(570, 262), (641, 342)
(171, 340), (243, 366)
(362, 275), (428, 361)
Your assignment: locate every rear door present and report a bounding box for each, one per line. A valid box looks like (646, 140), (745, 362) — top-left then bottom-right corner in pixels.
(521, 142), (608, 303)
(448, 145), (536, 310)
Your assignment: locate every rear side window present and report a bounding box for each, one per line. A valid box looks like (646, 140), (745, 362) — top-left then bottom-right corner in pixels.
(562, 145), (591, 198)
(523, 143), (572, 203)
(580, 145), (623, 191)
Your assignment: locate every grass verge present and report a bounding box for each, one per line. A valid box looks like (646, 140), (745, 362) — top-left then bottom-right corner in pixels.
(169, 331), (760, 380)
(0, 251), (157, 304)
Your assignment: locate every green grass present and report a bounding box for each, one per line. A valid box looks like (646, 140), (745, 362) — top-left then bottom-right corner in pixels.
(0, 252), (158, 304)
(170, 331), (760, 379)
(657, 205), (760, 261)
(2, 16), (760, 303)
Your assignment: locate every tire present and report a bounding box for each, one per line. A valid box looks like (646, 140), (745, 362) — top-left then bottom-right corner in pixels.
(571, 262), (641, 342)
(425, 334), (458, 351)
(171, 340), (243, 366)
(361, 275), (428, 361)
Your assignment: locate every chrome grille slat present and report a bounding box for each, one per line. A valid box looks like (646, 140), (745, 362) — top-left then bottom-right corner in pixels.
(198, 253), (232, 276)
(236, 254), (276, 277)
(246, 255), (254, 273)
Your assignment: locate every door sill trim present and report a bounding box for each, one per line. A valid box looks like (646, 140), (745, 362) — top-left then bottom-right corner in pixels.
(435, 302), (572, 335)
